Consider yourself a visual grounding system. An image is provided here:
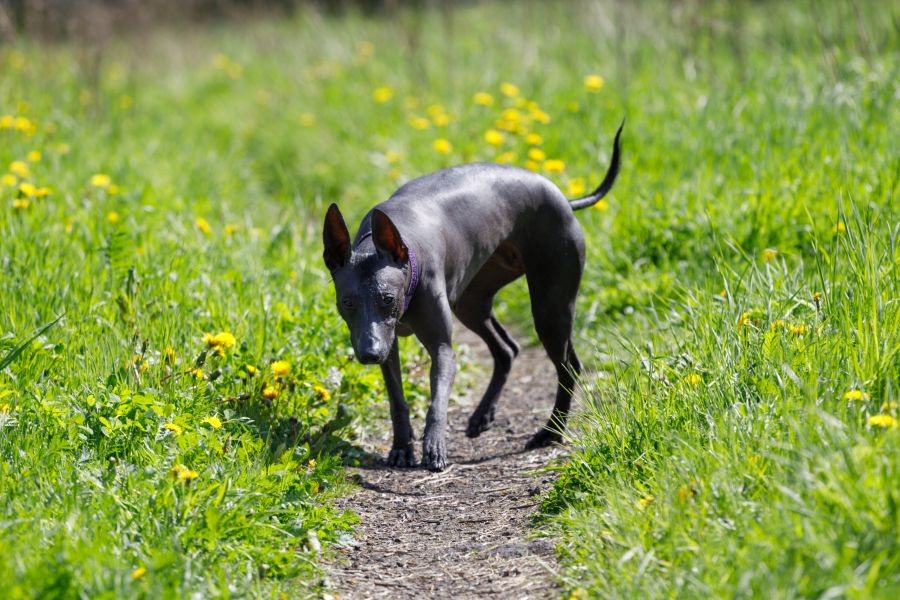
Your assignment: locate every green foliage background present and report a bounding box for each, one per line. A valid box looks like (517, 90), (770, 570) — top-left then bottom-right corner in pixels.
(0, 0), (897, 597)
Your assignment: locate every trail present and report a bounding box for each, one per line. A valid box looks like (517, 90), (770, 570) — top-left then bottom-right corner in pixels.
(326, 327), (565, 599)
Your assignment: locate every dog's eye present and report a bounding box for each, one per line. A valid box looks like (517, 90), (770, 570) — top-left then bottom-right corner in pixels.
(379, 293), (395, 307)
(341, 297), (356, 310)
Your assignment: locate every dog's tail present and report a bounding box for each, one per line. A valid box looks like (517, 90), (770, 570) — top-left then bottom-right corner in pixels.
(568, 120), (623, 211)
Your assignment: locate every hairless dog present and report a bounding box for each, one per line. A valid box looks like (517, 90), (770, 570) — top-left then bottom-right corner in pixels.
(323, 124), (622, 471)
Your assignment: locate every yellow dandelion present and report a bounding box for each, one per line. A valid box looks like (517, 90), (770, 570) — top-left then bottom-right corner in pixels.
(531, 108), (551, 124)
(433, 138), (453, 154)
(170, 464), (199, 482)
(372, 86), (395, 103)
(131, 567), (147, 580)
(164, 347), (176, 364)
(432, 113), (450, 127)
(1, 174), (16, 187)
(26, 150), (41, 162)
(106, 211), (121, 225)
(868, 414), (897, 428)
(18, 182), (37, 197)
(473, 91), (494, 106)
(313, 385), (331, 401)
(190, 367), (204, 380)
(567, 178), (586, 197)
(12, 198), (30, 210)
(832, 222), (846, 234)
(684, 373), (702, 386)
(202, 415), (223, 429)
(500, 82), (520, 97)
(271, 360), (291, 377)
(195, 217), (212, 234)
(107, 184), (120, 195)
(243, 364), (258, 377)
(501, 108), (522, 123)
(35, 186), (51, 198)
(14, 116), (35, 134)
(525, 133), (543, 146)
(409, 117), (430, 130)
(762, 248), (778, 262)
(484, 129), (504, 146)
(527, 148), (546, 162)
(638, 494), (654, 509)
(0, 115), (12, 129)
(881, 401), (898, 411)
(90, 173), (111, 188)
(213, 331), (236, 348)
(594, 199), (609, 212)
(262, 385), (279, 399)
(543, 159), (565, 174)
(788, 323), (808, 336)
(9, 161), (30, 178)
(843, 390), (870, 401)
(163, 423), (183, 436)
(771, 320), (786, 331)
(583, 74), (605, 92)
(497, 151), (516, 164)
(524, 160), (540, 171)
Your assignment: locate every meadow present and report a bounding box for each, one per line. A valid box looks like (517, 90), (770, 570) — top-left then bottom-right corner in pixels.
(1, 0), (898, 597)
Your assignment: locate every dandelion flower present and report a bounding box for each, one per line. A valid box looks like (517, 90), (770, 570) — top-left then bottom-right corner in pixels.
(12, 198), (30, 210)
(433, 139), (453, 154)
(525, 133), (543, 146)
(543, 159), (565, 174)
(372, 86), (394, 103)
(18, 182), (37, 197)
(243, 364), (258, 376)
(762, 248), (778, 262)
(195, 217), (212, 234)
(497, 151), (516, 164)
(35, 186), (51, 198)
(473, 92), (494, 106)
(271, 360), (290, 377)
(500, 82), (520, 97)
(190, 367), (204, 380)
(409, 117), (430, 130)
(224, 224), (238, 236)
(163, 423), (183, 436)
(9, 161), (30, 178)
(90, 174), (111, 188)
(202, 415), (223, 429)
(638, 494), (654, 509)
(832, 222), (846, 234)
(788, 324), (808, 336)
(26, 150), (41, 162)
(531, 108), (551, 124)
(583, 74), (605, 92)
(262, 385), (279, 399)
(170, 463), (199, 481)
(106, 211), (121, 225)
(881, 401), (897, 411)
(131, 567), (147, 580)
(0, 174), (16, 187)
(567, 178), (586, 197)
(524, 160), (540, 171)
(484, 129), (504, 146)
(684, 373), (702, 386)
(843, 390), (870, 401)
(528, 148), (546, 162)
(213, 331), (236, 348)
(313, 385), (331, 401)
(594, 199), (609, 212)
(868, 414), (897, 428)
(0, 115), (12, 129)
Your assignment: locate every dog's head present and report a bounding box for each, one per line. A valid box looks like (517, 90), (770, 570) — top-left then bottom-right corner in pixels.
(322, 203), (410, 365)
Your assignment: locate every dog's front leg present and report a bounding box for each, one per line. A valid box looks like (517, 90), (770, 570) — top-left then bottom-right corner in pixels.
(419, 308), (455, 471)
(381, 339), (416, 467)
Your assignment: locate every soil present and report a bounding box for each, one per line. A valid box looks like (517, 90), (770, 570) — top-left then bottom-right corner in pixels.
(324, 327), (566, 599)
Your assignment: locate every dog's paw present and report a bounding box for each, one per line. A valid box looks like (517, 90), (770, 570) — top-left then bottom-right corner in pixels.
(386, 443), (417, 468)
(465, 409), (495, 438)
(525, 428), (563, 450)
(421, 436), (447, 472)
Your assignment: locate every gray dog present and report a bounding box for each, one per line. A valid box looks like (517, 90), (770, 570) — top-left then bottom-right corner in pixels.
(323, 124), (622, 471)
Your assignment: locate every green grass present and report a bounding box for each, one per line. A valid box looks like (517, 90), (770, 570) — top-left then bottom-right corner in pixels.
(1, 0), (898, 597)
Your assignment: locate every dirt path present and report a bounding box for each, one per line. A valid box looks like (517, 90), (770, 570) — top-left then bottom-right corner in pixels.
(326, 328), (565, 599)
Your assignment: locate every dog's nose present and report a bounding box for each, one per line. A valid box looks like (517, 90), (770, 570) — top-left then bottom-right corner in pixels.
(358, 350), (382, 364)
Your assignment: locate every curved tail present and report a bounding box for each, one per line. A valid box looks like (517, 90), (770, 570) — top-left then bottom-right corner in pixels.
(569, 120), (623, 211)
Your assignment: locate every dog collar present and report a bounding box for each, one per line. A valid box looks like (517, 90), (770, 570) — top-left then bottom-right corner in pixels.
(357, 230), (417, 313)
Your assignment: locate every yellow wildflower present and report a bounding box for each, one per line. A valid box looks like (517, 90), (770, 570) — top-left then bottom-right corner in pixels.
(868, 414), (897, 428)
(299, 113), (316, 127)
(832, 222), (846, 234)
(531, 108), (551, 124)
(163, 423), (183, 436)
(9, 161), (29, 178)
(567, 101), (581, 113)
(432, 113), (450, 127)
(567, 178), (586, 197)
(35, 186), (51, 198)
(524, 160), (540, 171)
(484, 129), (504, 146)
(170, 463), (199, 482)
(12, 198), (30, 210)
(583, 74), (605, 92)
(771, 320), (786, 330)
(372, 86), (394, 103)
(788, 323), (808, 336)
(271, 360), (291, 377)
(90, 173), (111, 188)
(881, 401), (897, 411)
(843, 390), (870, 401)
(224, 224), (238, 236)
(107, 184), (120, 195)
(190, 367), (204, 380)
(528, 148), (546, 162)
(0, 115), (12, 129)
(543, 159), (565, 174)
(243, 364), (258, 376)
(684, 373), (702, 386)
(501, 108), (522, 123)
(164, 347), (177, 364)
(594, 199), (609, 212)
(638, 494), (654, 509)
(131, 567), (147, 580)
(195, 217), (212, 234)
(762, 248), (778, 262)
(213, 331), (236, 348)
(262, 385), (279, 399)
(500, 82), (520, 97)
(18, 182), (36, 197)
(497, 151), (516, 164)
(409, 117), (430, 130)
(202, 415), (223, 429)
(525, 133), (543, 146)
(1, 174), (16, 187)
(433, 139), (453, 154)
(27, 150), (41, 162)
(473, 91), (494, 106)
(106, 211), (121, 225)
(313, 385), (331, 401)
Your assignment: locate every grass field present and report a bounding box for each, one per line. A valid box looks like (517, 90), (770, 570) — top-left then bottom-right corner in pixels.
(1, 0), (898, 597)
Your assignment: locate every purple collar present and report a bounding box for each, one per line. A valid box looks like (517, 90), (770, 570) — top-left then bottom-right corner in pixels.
(357, 231), (418, 314)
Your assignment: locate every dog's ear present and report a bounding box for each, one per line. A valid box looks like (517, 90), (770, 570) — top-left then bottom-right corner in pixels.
(372, 209), (408, 263)
(323, 203), (351, 271)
